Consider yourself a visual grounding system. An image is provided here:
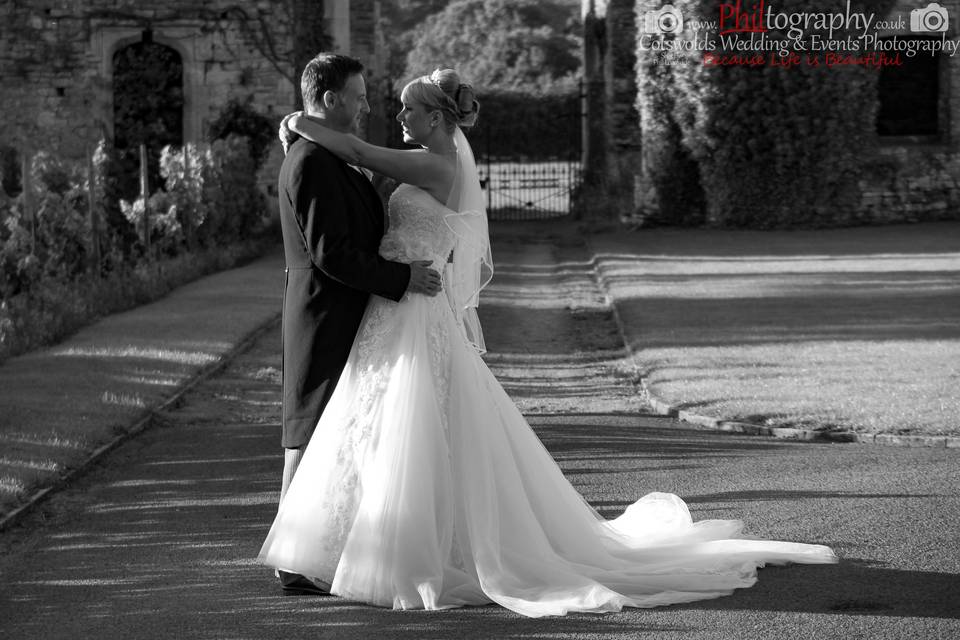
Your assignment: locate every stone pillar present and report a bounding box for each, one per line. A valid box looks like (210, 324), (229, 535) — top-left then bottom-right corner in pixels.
(605, 0), (641, 216)
(351, 0), (389, 145)
(581, 0), (640, 221)
(326, 0), (351, 53)
(581, 0), (608, 195)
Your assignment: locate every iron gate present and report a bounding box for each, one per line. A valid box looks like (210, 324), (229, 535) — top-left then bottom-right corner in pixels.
(382, 82), (583, 220)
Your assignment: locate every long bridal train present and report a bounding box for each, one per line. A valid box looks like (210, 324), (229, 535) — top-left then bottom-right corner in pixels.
(258, 177), (837, 617)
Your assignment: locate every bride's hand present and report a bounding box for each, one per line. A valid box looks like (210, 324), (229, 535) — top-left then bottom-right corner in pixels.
(279, 111), (303, 155)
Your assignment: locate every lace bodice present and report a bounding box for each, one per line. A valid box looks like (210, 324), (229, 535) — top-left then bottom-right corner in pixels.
(379, 184), (457, 270)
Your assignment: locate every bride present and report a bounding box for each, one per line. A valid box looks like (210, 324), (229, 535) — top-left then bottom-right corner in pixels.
(257, 68), (836, 618)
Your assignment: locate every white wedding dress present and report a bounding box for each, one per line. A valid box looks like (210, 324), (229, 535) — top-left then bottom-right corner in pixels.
(258, 139), (836, 618)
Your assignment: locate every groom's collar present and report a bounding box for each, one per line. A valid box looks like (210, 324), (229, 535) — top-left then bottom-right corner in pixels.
(303, 113), (351, 134)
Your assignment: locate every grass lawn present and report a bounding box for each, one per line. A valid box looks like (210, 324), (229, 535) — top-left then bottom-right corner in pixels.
(590, 222), (960, 435)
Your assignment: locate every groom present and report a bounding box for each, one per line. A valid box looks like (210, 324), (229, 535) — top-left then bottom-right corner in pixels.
(276, 52), (441, 594)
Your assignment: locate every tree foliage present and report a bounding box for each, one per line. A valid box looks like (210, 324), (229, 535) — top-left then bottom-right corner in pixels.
(207, 98), (276, 169)
(403, 0), (581, 93)
(636, 0), (898, 228)
(380, 0), (451, 79)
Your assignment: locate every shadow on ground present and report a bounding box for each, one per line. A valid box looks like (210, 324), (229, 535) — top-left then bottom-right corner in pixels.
(2, 224), (958, 639)
(3, 404), (957, 639)
(591, 223), (960, 435)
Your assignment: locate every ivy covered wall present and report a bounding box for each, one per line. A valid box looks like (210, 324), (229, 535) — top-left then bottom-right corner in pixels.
(631, 0), (960, 227)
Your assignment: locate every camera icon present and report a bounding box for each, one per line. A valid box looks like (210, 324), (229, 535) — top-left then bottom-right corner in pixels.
(643, 4), (684, 35)
(911, 2), (949, 32)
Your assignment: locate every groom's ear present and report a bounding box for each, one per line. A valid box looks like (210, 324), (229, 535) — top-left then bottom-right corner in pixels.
(322, 90), (338, 110)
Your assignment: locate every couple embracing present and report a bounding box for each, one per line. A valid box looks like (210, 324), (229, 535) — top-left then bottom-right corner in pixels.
(258, 52), (835, 618)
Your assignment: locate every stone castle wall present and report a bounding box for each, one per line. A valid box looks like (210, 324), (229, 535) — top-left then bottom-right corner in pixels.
(857, 0), (960, 224)
(0, 0), (383, 204)
(0, 1), (297, 157)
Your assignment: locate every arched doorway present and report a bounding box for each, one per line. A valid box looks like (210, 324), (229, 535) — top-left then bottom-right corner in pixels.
(112, 33), (184, 201)
(0, 145), (20, 197)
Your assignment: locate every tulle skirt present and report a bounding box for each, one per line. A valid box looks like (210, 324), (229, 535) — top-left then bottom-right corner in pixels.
(258, 293), (836, 617)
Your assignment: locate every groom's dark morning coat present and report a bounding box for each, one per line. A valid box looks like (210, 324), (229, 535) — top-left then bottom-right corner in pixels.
(278, 137), (410, 449)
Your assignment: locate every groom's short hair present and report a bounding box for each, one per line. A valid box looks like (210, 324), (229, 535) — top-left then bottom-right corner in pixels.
(301, 53), (365, 113)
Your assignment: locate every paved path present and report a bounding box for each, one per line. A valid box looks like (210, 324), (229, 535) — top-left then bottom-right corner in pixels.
(1, 225), (958, 639)
(0, 249), (285, 520)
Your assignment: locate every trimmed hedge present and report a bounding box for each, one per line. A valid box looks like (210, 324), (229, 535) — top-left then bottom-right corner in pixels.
(636, 0), (898, 228)
(386, 88), (581, 161)
(468, 89), (581, 161)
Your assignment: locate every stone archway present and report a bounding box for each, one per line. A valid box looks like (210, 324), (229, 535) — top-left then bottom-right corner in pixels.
(90, 25), (203, 150)
(111, 33), (184, 200)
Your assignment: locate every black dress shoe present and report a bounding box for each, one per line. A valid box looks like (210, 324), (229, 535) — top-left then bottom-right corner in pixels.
(278, 570), (331, 596)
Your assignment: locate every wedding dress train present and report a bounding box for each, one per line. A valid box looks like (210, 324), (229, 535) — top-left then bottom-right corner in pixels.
(258, 139), (836, 618)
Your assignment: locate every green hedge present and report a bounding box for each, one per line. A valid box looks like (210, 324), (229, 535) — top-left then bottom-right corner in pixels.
(636, 0), (897, 228)
(467, 90), (581, 161)
(386, 88), (581, 161)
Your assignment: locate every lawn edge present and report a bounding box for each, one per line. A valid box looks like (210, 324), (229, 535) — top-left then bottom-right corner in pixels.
(585, 236), (954, 449)
(0, 313), (282, 532)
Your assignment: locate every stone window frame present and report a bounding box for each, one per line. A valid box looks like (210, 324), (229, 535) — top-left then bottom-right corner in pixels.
(874, 4), (955, 148)
(90, 24), (204, 146)
(876, 36), (950, 144)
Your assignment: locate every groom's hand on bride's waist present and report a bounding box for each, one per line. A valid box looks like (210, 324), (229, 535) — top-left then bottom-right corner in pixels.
(407, 260), (442, 296)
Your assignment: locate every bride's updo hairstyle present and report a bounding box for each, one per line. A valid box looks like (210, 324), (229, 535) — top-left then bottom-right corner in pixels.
(404, 68), (480, 131)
